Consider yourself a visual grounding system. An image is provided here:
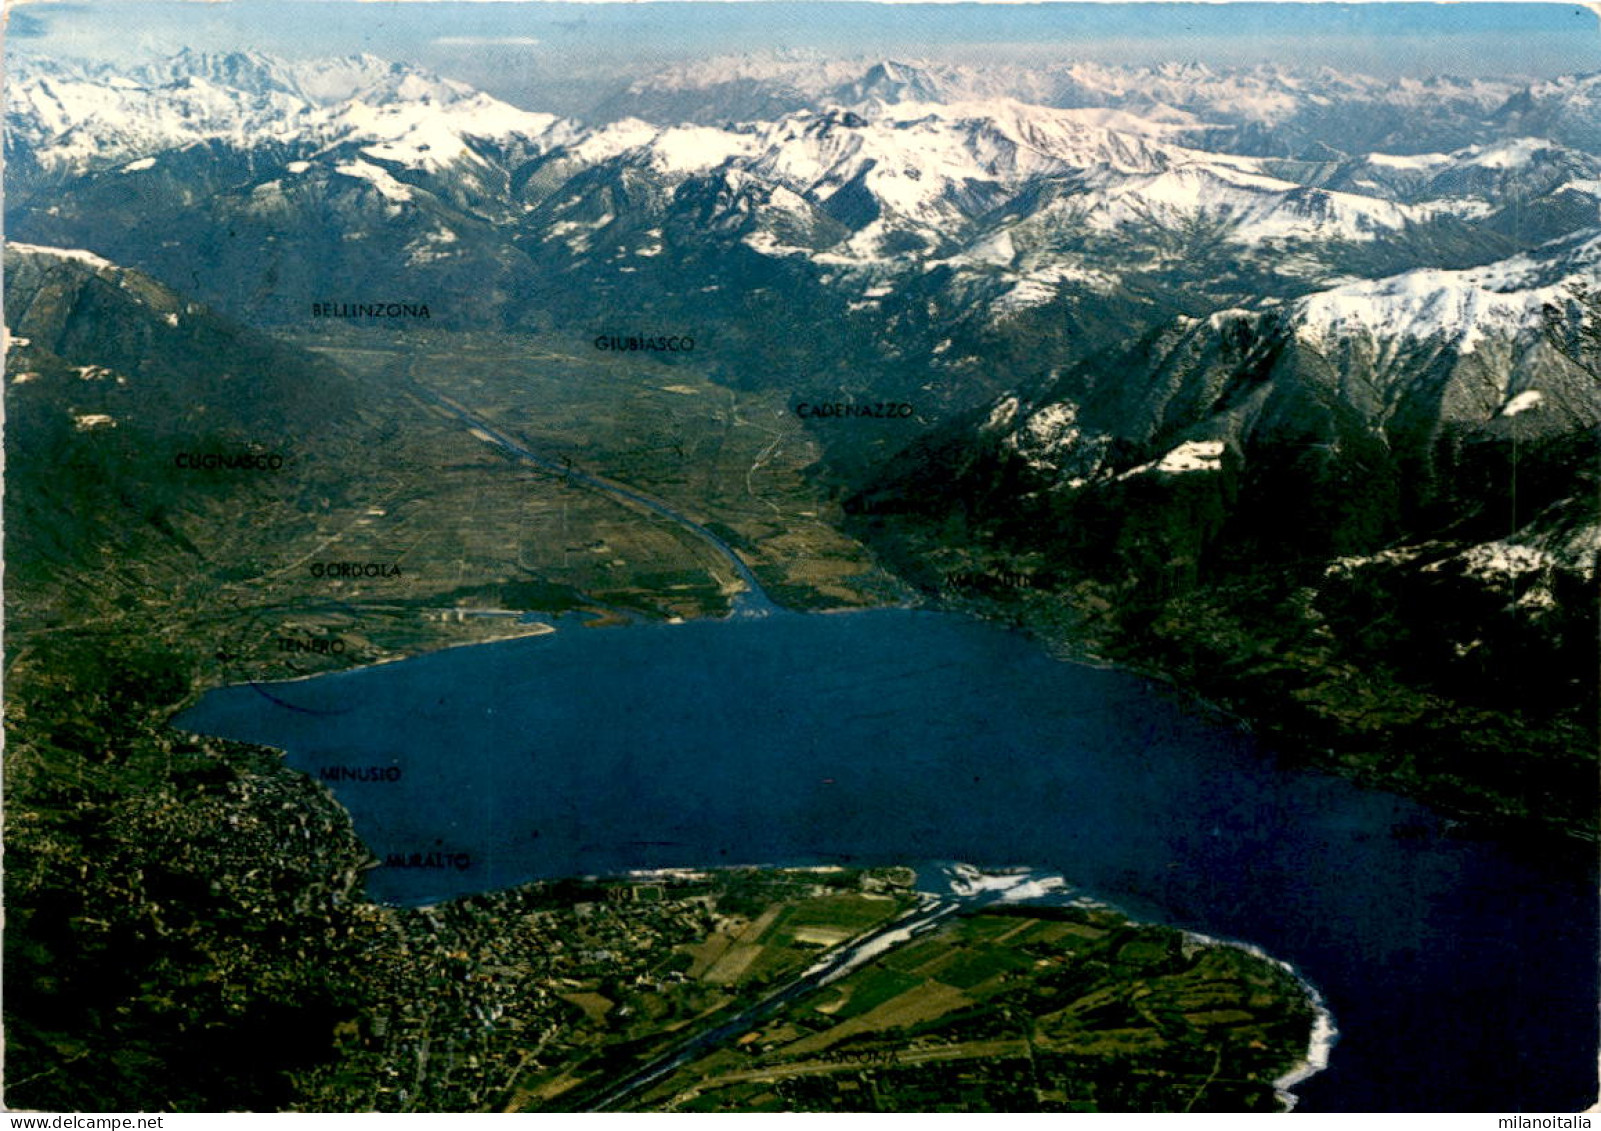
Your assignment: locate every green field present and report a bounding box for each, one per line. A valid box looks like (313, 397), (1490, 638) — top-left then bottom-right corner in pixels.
(640, 905), (1316, 1113)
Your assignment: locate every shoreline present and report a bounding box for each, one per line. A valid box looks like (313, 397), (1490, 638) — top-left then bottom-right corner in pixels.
(403, 857), (1335, 1112)
(1180, 927), (1340, 1111)
(929, 863), (1339, 1111)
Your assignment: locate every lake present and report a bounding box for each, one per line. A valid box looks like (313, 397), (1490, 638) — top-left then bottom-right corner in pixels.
(175, 607), (1599, 1112)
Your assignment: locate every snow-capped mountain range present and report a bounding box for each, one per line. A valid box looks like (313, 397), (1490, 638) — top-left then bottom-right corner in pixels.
(542, 97), (1513, 259)
(8, 49), (573, 176)
(11, 49), (1597, 280)
(7, 49), (1598, 443)
(599, 55), (1601, 156)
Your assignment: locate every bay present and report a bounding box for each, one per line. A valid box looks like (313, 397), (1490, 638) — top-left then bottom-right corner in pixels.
(175, 607), (1599, 1112)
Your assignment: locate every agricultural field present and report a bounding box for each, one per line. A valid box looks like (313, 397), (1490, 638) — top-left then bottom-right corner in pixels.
(634, 906), (1315, 1113)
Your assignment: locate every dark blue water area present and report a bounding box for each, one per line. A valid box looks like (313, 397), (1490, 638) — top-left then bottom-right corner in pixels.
(174, 607), (1598, 1112)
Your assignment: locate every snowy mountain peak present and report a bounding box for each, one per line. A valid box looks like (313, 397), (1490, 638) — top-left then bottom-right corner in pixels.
(134, 48), (302, 97)
(127, 48), (452, 106)
(835, 59), (947, 107)
(1292, 235), (1598, 355)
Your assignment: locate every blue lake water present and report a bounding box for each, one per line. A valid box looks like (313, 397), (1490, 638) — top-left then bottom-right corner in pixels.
(175, 607), (1598, 1112)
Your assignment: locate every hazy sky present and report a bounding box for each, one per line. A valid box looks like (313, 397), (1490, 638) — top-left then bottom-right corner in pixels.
(12, 2), (1601, 114)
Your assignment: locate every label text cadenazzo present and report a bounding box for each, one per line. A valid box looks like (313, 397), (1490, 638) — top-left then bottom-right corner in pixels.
(795, 401), (915, 419)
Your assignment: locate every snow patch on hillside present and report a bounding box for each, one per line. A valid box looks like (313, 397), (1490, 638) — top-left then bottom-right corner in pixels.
(1452, 541), (1553, 580)
(334, 161), (413, 202)
(1461, 137), (1559, 169)
(1121, 439), (1227, 478)
(1293, 248), (1585, 354)
(648, 125), (759, 173)
(9, 243), (116, 270)
(998, 400), (1114, 487)
(1007, 402), (1082, 469)
(1500, 389), (1545, 417)
(1367, 151), (1452, 171)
